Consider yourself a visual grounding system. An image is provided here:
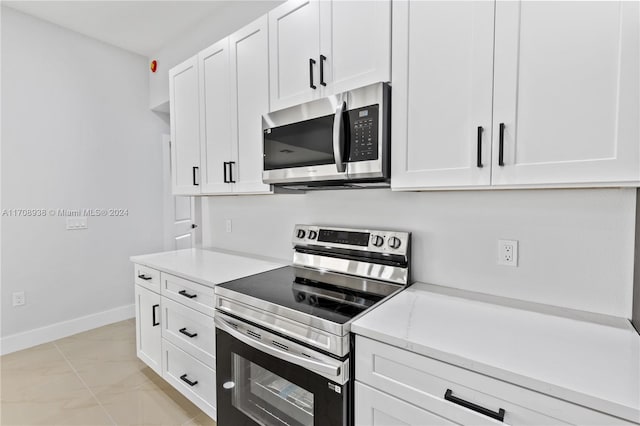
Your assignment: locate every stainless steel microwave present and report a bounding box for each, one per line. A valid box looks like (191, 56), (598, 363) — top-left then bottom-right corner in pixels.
(262, 82), (390, 190)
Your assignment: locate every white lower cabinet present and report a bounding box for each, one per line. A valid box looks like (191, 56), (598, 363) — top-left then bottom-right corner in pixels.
(356, 382), (455, 426)
(163, 339), (217, 420)
(133, 265), (217, 421)
(355, 336), (633, 426)
(134, 284), (161, 375)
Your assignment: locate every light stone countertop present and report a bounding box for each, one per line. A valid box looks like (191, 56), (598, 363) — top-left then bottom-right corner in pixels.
(351, 282), (640, 423)
(130, 247), (287, 287)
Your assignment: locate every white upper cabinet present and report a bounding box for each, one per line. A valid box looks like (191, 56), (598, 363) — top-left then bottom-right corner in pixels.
(319, 1), (391, 96)
(269, 0), (321, 111)
(169, 56), (201, 195)
(199, 38), (233, 194)
(230, 16), (273, 194)
(491, 1), (640, 186)
(391, 1), (495, 190)
(393, 0), (640, 190)
(269, 0), (391, 111)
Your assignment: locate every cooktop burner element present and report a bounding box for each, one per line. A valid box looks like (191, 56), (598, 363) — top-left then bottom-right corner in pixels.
(215, 225), (411, 357)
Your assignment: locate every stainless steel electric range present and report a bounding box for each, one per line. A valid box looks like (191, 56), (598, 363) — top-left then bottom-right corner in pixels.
(214, 225), (411, 426)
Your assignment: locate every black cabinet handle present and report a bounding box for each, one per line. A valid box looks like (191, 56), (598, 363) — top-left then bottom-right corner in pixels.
(179, 328), (198, 338)
(192, 166), (199, 185)
(320, 55), (327, 86)
(138, 274), (152, 281)
(180, 374), (198, 387)
(498, 123), (505, 166)
(477, 126), (483, 168)
(444, 389), (505, 422)
(152, 304), (160, 327)
(223, 161), (229, 183)
(178, 290), (197, 299)
(309, 58), (317, 89)
(229, 161), (236, 183)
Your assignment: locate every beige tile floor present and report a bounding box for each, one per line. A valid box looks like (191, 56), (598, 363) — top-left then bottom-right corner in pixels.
(0, 319), (216, 426)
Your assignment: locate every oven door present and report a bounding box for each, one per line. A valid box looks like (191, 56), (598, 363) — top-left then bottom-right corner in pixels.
(215, 314), (349, 426)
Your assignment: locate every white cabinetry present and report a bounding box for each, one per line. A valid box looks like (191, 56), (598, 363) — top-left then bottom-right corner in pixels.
(269, 0), (391, 111)
(134, 283), (161, 375)
(170, 17), (272, 196)
(169, 57), (201, 195)
(355, 335), (634, 426)
(491, 1), (640, 186)
(133, 265), (217, 421)
(392, 0), (640, 190)
(199, 38), (233, 194)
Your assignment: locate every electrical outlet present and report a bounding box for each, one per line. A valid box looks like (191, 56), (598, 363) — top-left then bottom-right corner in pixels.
(498, 240), (518, 266)
(12, 291), (25, 307)
(66, 217), (88, 230)
(225, 219), (232, 233)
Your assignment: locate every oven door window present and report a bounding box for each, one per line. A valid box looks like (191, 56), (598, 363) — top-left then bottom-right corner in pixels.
(263, 114), (335, 170)
(231, 353), (314, 426)
(216, 327), (347, 426)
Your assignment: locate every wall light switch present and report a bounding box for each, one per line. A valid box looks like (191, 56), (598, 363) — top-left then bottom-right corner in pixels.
(498, 239), (518, 266)
(66, 217), (88, 230)
(225, 219), (232, 233)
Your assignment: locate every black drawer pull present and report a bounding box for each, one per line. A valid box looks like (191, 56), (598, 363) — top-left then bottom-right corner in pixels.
(309, 58), (317, 89)
(179, 328), (198, 338)
(192, 166), (199, 185)
(138, 274), (152, 281)
(178, 290), (197, 299)
(498, 123), (505, 166)
(223, 161), (229, 183)
(445, 389), (505, 422)
(476, 126), (483, 168)
(320, 54), (327, 86)
(180, 374), (198, 387)
(152, 304), (160, 327)
(229, 161), (236, 183)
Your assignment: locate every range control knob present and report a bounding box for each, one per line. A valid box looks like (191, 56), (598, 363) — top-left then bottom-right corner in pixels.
(388, 236), (402, 250)
(297, 229), (306, 239)
(371, 235), (384, 247)
(308, 230), (318, 240)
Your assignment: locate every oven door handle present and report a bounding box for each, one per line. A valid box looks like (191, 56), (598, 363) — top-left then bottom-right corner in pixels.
(215, 316), (341, 378)
(332, 100), (347, 173)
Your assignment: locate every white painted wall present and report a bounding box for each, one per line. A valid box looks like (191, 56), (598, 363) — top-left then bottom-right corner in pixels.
(1, 7), (166, 345)
(203, 188), (636, 318)
(148, 0), (282, 110)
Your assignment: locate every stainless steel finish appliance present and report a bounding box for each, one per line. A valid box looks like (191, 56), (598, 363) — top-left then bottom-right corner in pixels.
(262, 83), (390, 190)
(215, 225), (411, 426)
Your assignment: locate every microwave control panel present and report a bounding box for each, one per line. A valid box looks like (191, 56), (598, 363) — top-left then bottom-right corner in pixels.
(347, 105), (379, 162)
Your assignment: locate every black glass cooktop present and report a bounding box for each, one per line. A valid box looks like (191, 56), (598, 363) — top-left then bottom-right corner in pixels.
(217, 266), (384, 325)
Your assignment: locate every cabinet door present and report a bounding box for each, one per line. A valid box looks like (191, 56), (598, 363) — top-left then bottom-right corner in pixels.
(169, 56), (201, 195)
(492, 1), (640, 186)
(355, 382), (455, 426)
(230, 16), (273, 194)
(391, 1), (495, 190)
(319, 0), (391, 96)
(199, 38), (233, 194)
(269, 0), (321, 111)
(135, 285), (161, 375)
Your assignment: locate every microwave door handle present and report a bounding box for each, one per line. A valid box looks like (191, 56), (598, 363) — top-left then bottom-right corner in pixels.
(332, 100), (347, 173)
(214, 315), (341, 378)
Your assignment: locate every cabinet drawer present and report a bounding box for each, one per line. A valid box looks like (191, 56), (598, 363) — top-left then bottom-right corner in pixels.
(134, 264), (160, 293)
(356, 336), (630, 425)
(356, 381), (455, 426)
(161, 272), (215, 316)
(162, 339), (216, 420)
(162, 297), (215, 368)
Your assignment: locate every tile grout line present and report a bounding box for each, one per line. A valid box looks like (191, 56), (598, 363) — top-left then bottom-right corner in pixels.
(53, 342), (119, 426)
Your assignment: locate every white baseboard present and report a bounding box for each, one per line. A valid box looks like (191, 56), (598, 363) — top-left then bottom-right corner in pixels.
(1, 304), (135, 355)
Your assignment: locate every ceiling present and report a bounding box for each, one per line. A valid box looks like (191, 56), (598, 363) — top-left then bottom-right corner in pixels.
(3, 1), (234, 56)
